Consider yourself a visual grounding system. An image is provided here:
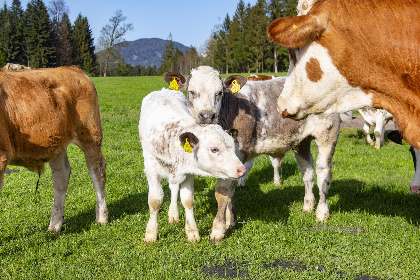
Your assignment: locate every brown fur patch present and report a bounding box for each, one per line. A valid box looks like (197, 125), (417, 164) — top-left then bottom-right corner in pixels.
(149, 198), (162, 211)
(305, 58), (323, 82)
(183, 197), (194, 210)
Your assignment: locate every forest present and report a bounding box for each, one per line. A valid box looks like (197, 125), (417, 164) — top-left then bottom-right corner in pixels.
(0, 0), (298, 76)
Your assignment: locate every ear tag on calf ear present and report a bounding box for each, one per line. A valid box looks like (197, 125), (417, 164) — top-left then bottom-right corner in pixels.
(169, 78), (179, 91)
(231, 80), (241, 94)
(293, 24), (298, 29)
(180, 138), (193, 153)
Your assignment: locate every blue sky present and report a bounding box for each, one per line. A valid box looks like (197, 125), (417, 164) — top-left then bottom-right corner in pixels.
(4, 0), (258, 50)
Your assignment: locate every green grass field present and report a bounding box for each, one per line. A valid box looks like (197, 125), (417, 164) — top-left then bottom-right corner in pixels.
(0, 75), (419, 279)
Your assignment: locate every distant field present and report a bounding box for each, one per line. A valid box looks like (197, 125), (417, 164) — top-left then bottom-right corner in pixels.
(0, 75), (419, 279)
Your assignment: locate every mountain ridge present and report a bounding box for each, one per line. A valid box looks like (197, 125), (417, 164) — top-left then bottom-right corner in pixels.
(115, 38), (190, 68)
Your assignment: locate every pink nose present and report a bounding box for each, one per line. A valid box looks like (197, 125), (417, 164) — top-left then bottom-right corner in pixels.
(237, 166), (246, 177)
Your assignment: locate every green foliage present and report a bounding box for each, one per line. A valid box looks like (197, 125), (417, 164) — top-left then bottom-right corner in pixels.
(0, 76), (419, 279)
(205, 0), (298, 73)
(72, 13), (96, 75)
(0, 0), (95, 72)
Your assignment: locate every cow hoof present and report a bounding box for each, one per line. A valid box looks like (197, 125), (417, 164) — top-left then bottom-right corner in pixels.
(410, 186), (420, 195)
(273, 179), (281, 186)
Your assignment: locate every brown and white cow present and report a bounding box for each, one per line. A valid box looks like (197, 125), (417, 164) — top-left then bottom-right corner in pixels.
(267, 0), (420, 149)
(0, 66), (108, 232)
(165, 66), (340, 243)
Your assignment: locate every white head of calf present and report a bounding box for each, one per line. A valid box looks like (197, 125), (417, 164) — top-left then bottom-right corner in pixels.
(179, 126), (245, 179)
(163, 66), (247, 125)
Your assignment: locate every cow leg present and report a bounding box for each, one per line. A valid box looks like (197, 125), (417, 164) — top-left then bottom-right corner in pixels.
(237, 158), (254, 188)
(409, 147), (420, 195)
(314, 139), (336, 222)
(144, 166), (163, 244)
(363, 121), (374, 146)
(168, 183), (180, 224)
(48, 149), (71, 232)
(211, 179), (236, 244)
(374, 117), (386, 149)
(180, 175), (200, 242)
(294, 139), (315, 213)
(269, 154), (284, 186)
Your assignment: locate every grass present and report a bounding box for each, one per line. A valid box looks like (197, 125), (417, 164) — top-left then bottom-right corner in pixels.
(0, 75), (419, 279)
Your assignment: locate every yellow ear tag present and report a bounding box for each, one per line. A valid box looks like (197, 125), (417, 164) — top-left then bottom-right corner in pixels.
(231, 80), (241, 94)
(293, 24), (297, 29)
(169, 78), (179, 91)
(180, 138), (192, 153)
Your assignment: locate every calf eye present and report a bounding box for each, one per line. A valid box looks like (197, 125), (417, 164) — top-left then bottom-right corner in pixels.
(216, 91), (223, 96)
(188, 91), (196, 97)
(210, 147), (219, 153)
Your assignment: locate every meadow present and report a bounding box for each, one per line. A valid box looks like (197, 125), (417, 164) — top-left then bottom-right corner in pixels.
(0, 74), (419, 279)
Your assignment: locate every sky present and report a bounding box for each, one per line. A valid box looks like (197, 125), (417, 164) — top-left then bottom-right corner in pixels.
(5, 0), (258, 50)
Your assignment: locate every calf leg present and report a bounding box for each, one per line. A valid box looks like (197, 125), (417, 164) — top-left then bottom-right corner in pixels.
(269, 155), (284, 186)
(374, 118), (386, 149)
(237, 159), (254, 188)
(211, 179), (236, 244)
(363, 121), (374, 146)
(48, 149), (71, 232)
(180, 175), (200, 242)
(314, 139), (337, 222)
(144, 165), (164, 243)
(294, 140), (315, 213)
(168, 183), (180, 224)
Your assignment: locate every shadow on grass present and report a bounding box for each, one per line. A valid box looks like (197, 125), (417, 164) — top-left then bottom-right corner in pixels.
(60, 189), (149, 234)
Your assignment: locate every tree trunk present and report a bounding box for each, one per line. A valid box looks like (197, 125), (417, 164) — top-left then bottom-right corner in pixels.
(274, 50), (278, 73)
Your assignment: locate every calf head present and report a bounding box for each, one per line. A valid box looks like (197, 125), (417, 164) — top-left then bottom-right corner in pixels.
(164, 66), (247, 125)
(179, 126), (246, 179)
(267, 0), (374, 120)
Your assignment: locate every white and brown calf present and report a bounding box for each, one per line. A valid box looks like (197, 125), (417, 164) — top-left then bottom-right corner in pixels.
(139, 89), (246, 243)
(165, 66), (340, 244)
(358, 107), (394, 149)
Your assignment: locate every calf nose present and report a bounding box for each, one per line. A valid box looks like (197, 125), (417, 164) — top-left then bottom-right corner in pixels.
(199, 111), (217, 124)
(237, 166), (246, 177)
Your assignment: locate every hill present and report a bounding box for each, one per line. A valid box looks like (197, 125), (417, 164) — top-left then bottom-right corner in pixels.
(116, 38), (190, 68)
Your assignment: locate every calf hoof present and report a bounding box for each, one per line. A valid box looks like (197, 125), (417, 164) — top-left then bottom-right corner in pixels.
(168, 216), (180, 224)
(96, 216), (108, 225)
(273, 179), (281, 186)
(47, 225), (62, 233)
(144, 233), (158, 244)
(315, 205), (330, 222)
(210, 230), (224, 244)
(186, 231), (200, 243)
(302, 199), (315, 213)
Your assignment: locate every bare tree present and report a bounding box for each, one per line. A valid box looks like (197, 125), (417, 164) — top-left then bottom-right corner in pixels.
(48, 0), (69, 22)
(97, 10), (133, 77)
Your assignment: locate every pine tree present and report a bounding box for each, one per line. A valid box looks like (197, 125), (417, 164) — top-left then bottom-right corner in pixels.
(49, 0), (73, 66)
(158, 33), (175, 74)
(23, 0), (56, 68)
(72, 14), (96, 75)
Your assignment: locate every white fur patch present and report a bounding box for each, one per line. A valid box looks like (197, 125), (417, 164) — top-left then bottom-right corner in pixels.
(282, 42), (373, 117)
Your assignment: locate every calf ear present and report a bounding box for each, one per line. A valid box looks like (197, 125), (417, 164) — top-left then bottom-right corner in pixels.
(267, 14), (327, 49)
(224, 75), (247, 94)
(228, 129), (239, 140)
(163, 72), (187, 91)
(179, 132), (199, 153)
